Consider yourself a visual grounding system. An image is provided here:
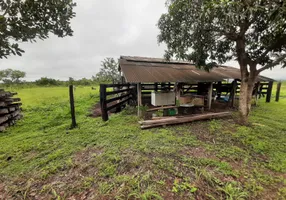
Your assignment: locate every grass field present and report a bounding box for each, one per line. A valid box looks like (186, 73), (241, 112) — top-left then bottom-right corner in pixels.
(0, 84), (285, 199)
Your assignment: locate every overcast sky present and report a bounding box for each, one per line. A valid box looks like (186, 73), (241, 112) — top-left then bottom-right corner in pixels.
(0, 0), (285, 81)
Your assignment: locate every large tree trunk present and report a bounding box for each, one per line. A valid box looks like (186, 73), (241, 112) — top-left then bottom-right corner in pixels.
(236, 39), (258, 125)
(238, 68), (257, 125)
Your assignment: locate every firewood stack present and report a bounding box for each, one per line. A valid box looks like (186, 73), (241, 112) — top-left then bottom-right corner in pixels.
(0, 89), (22, 132)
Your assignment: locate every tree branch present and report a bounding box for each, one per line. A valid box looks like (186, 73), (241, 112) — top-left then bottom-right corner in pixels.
(257, 54), (286, 73)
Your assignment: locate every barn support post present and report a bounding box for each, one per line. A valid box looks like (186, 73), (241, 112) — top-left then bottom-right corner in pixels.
(127, 83), (131, 105)
(254, 81), (260, 106)
(69, 85), (77, 128)
(217, 81), (222, 99)
(100, 84), (108, 121)
(155, 82), (158, 92)
(137, 83), (142, 117)
(229, 80), (238, 107)
(266, 81), (273, 103)
(276, 82), (282, 102)
(207, 82), (213, 110)
(176, 82), (182, 100)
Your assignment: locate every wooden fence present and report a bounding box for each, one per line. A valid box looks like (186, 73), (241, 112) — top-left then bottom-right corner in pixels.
(100, 83), (136, 121)
(0, 89), (22, 131)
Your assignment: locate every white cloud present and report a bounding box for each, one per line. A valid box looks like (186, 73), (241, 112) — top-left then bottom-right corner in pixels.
(0, 0), (285, 81)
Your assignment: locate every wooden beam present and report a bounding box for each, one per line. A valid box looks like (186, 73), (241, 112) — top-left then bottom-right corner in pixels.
(266, 81), (273, 103)
(207, 83), (213, 110)
(137, 83), (142, 117)
(140, 112), (231, 129)
(276, 82), (282, 102)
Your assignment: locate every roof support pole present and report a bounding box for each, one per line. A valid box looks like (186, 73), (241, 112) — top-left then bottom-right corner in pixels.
(208, 82), (213, 110)
(276, 82), (282, 102)
(175, 82), (182, 101)
(137, 83), (142, 117)
(229, 80), (238, 107)
(266, 81), (273, 103)
(253, 81), (260, 106)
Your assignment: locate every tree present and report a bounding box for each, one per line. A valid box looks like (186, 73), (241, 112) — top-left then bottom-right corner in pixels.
(95, 58), (121, 83)
(0, 68), (26, 84)
(0, 0), (76, 58)
(35, 77), (59, 86)
(158, 0), (286, 124)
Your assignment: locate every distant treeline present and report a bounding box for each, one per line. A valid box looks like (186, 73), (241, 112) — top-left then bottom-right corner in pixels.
(0, 77), (106, 88)
(0, 57), (121, 87)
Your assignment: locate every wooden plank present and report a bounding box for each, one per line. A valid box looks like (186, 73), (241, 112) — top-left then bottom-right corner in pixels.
(276, 82), (282, 102)
(141, 112), (231, 128)
(137, 83), (142, 117)
(0, 115), (9, 124)
(105, 83), (133, 88)
(0, 123), (9, 132)
(107, 97), (132, 111)
(106, 93), (131, 104)
(106, 88), (132, 96)
(207, 83), (213, 110)
(147, 105), (178, 112)
(266, 81), (273, 103)
(10, 110), (20, 117)
(4, 98), (21, 102)
(0, 108), (9, 115)
(140, 112), (231, 129)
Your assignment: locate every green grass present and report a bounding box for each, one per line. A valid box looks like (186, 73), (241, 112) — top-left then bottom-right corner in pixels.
(0, 85), (285, 199)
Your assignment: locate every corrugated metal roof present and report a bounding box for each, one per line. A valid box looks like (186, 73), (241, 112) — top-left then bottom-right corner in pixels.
(119, 56), (274, 83)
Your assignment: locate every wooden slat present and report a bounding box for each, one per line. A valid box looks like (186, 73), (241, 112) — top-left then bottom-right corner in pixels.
(105, 83), (134, 88)
(0, 115), (9, 124)
(0, 108), (9, 115)
(147, 105), (178, 112)
(107, 97), (132, 111)
(140, 112), (231, 129)
(106, 93), (131, 104)
(106, 88), (133, 96)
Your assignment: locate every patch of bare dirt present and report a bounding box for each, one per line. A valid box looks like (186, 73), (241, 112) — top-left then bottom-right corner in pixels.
(1, 147), (104, 200)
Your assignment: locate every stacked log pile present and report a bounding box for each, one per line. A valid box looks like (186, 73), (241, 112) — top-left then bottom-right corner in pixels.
(0, 89), (22, 132)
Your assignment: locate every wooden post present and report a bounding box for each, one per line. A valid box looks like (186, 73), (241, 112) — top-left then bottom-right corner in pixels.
(266, 81), (273, 103)
(207, 82), (213, 110)
(69, 85), (77, 128)
(127, 83), (131, 105)
(176, 83), (182, 100)
(137, 83), (142, 117)
(276, 82), (282, 102)
(100, 84), (108, 121)
(229, 80), (238, 107)
(155, 82), (158, 92)
(217, 81), (222, 99)
(253, 81), (260, 105)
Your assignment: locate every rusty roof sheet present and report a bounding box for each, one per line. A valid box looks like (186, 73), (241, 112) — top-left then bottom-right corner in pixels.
(119, 56), (274, 83)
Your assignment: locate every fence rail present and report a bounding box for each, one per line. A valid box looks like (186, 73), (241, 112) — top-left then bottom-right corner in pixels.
(100, 84), (136, 121)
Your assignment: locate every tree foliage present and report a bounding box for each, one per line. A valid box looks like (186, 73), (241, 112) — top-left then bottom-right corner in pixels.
(0, 0), (76, 58)
(94, 58), (121, 83)
(0, 68), (26, 84)
(35, 77), (59, 86)
(158, 0), (286, 70)
(158, 0), (286, 123)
